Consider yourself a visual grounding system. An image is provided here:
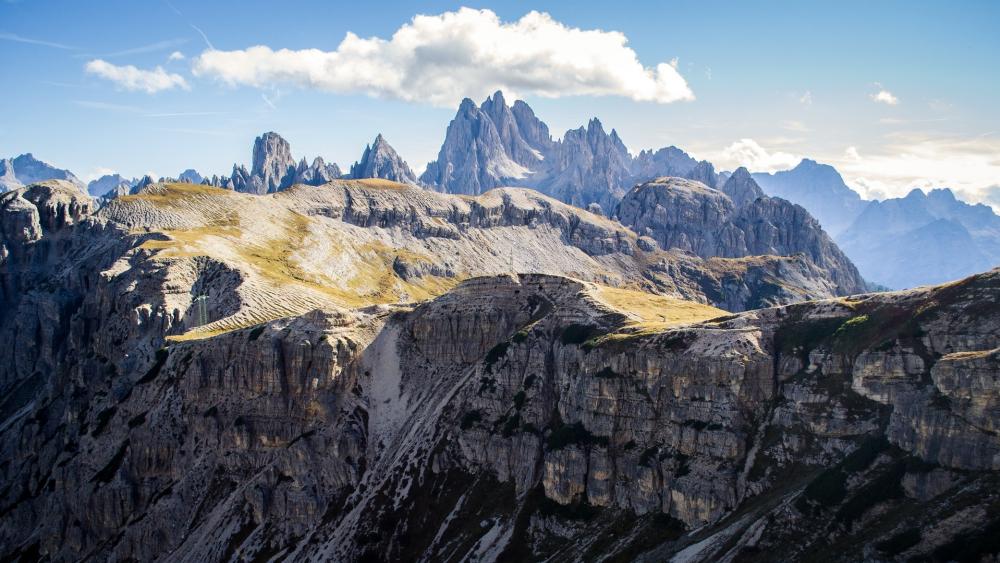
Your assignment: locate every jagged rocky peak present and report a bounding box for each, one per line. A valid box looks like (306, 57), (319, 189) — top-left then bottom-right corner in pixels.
(348, 134), (417, 184)
(480, 90), (549, 167)
(721, 166), (765, 207)
(419, 94), (529, 194)
(245, 131), (296, 194)
(295, 156), (342, 186)
(510, 98), (553, 152)
(216, 132), (343, 194)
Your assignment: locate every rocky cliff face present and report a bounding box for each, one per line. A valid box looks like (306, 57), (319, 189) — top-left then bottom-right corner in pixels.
(616, 176), (868, 295)
(348, 134), (418, 185)
(1, 184), (998, 562)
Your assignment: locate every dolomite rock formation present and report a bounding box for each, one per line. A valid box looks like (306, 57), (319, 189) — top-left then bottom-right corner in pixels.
(210, 132), (343, 193)
(2, 179), (999, 562)
(616, 175), (867, 295)
(348, 134), (418, 184)
(421, 91), (736, 211)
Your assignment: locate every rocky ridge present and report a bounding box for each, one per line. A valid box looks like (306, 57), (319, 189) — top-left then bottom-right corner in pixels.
(615, 173), (867, 295)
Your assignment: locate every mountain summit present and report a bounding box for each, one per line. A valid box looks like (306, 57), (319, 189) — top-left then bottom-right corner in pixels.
(349, 134), (418, 184)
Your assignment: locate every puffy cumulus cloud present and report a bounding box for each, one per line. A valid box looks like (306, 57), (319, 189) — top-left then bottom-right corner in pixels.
(85, 59), (189, 93)
(168, 51), (185, 61)
(870, 85), (899, 105)
(713, 138), (802, 173)
(191, 8), (694, 106)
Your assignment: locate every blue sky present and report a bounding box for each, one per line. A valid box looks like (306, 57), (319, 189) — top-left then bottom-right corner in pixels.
(2, 0), (999, 206)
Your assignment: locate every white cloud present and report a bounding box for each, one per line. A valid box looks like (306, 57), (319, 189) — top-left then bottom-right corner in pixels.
(168, 51), (185, 61)
(828, 135), (1000, 210)
(844, 146), (861, 161)
(85, 59), (189, 93)
(191, 8), (694, 106)
(799, 90), (813, 105)
(712, 138), (802, 173)
(870, 85), (899, 105)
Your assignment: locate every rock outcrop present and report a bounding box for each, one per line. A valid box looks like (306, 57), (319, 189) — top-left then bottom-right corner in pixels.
(348, 134), (417, 184)
(616, 175), (868, 295)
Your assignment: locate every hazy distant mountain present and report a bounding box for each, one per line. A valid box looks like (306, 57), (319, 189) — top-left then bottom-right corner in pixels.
(752, 159), (865, 236)
(87, 173), (133, 197)
(178, 169), (203, 184)
(839, 188), (1000, 288)
(0, 153), (84, 192)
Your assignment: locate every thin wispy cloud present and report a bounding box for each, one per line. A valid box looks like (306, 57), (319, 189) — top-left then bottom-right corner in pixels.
(85, 59), (190, 93)
(0, 31), (76, 50)
(76, 37), (189, 59)
(190, 24), (215, 50)
(799, 91), (813, 105)
(192, 8), (694, 106)
(145, 111), (224, 117)
(73, 100), (143, 113)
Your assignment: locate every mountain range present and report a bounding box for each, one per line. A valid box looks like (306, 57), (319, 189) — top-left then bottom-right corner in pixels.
(4, 90), (998, 290)
(419, 91), (720, 213)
